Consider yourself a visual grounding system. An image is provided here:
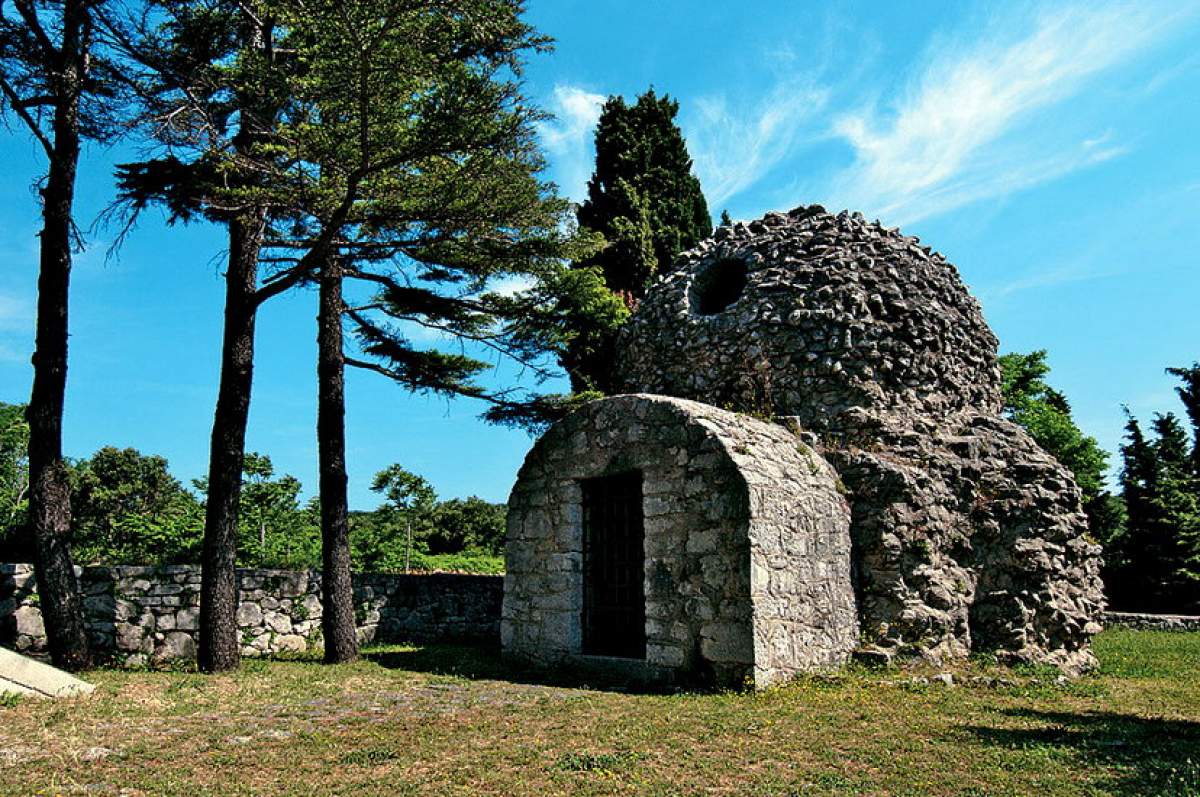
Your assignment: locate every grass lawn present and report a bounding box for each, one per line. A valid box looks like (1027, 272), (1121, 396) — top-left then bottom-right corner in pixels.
(1, 629), (1197, 796)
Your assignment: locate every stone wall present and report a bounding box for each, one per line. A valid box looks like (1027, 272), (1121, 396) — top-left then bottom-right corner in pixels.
(1103, 612), (1200, 632)
(503, 394), (858, 689)
(0, 563), (501, 665)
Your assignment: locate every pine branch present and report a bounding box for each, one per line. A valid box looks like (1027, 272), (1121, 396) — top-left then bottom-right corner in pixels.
(0, 75), (54, 158)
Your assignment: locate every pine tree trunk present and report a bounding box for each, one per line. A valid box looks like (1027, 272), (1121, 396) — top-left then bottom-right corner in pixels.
(197, 210), (264, 673)
(317, 257), (358, 664)
(197, 7), (279, 674)
(26, 0), (90, 672)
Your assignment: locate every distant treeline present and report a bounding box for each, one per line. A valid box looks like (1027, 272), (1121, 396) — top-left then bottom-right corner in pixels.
(0, 403), (504, 574)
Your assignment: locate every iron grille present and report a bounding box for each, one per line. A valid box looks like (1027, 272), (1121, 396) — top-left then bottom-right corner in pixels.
(581, 471), (646, 659)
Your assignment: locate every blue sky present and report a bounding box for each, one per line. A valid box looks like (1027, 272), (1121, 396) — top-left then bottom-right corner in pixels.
(1, 0), (1198, 508)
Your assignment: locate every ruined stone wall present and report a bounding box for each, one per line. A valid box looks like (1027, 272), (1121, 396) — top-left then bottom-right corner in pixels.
(503, 395), (857, 688)
(617, 206), (1105, 673)
(0, 563), (500, 665)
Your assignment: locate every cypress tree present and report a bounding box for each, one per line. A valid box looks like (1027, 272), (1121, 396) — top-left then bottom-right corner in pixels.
(567, 89), (711, 391)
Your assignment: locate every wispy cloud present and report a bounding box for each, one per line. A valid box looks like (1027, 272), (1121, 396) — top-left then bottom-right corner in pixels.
(979, 259), (1122, 302)
(537, 84), (606, 203)
(826, 3), (1186, 224)
(685, 78), (829, 208)
(1141, 51), (1200, 95)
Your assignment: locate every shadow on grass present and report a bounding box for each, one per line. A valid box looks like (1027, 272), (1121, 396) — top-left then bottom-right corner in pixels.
(967, 708), (1200, 796)
(363, 642), (690, 696)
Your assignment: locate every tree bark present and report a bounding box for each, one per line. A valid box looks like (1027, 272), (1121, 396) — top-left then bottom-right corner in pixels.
(317, 256), (358, 664)
(197, 8), (278, 674)
(197, 210), (264, 673)
(26, 0), (91, 672)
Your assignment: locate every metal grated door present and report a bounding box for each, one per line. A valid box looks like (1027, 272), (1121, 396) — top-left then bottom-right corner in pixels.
(581, 471), (646, 659)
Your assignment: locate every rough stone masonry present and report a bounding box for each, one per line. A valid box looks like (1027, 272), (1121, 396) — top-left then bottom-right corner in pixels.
(503, 395), (858, 688)
(617, 205), (1104, 674)
(1, 563), (501, 665)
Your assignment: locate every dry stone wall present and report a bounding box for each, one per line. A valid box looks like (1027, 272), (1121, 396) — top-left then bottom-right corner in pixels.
(1103, 612), (1200, 632)
(0, 563), (500, 665)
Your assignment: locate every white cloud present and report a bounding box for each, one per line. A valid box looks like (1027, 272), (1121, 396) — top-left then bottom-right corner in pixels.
(826, 3), (1187, 224)
(537, 84), (606, 203)
(686, 80), (829, 207)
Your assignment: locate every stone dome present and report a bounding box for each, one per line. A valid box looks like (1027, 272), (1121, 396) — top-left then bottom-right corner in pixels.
(618, 205), (1003, 432)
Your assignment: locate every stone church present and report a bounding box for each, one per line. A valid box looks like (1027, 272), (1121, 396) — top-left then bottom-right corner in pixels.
(501, 205), (1104, 688)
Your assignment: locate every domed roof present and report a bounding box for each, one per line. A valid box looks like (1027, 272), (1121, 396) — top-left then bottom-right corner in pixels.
(618, 205), (1002, 431)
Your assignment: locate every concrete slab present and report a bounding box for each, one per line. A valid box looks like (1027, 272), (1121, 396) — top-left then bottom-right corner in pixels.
(0, 646), (94, 699)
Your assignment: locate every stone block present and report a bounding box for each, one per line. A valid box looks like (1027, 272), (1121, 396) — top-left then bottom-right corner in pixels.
(155, 632), (196, 661)
(13, 606), (43, 638)
(236, 602), (263, 627)
(265, 611), (292, 634)
(175, 607), (200, 631)
(273, 634), (307, 654)
(700, 622), (753, 664)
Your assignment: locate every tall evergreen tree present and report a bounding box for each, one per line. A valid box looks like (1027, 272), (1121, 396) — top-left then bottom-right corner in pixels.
(577, 90), (711, 301)
(1117, 412), (1162, 608)
(566, 89), (711, 392)
(0, 0), (130, 670)
(1167, 363), (1200, 472)
(110, 0), (307, 671)
(1118, 398), (1200, 612)
(246, 0), (595, 660)
(1149, 413), (1200, 608)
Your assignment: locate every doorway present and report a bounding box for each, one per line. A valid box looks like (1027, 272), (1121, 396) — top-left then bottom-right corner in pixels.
(581, 471), (646, 659)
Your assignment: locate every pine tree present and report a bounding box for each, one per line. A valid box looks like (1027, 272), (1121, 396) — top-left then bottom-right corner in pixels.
(111, 0), (314, 671)
(1118, 403), (1200, 612)
(246, 0), (596, 659)
(1150, 413), (1200, 609)
(566, 89), (711, 392)
(0, 0), (131, 670)
(1167, 363), (1200, 473)
(1118, 412), (1163, 609)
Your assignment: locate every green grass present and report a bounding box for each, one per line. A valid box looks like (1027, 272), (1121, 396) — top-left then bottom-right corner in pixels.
(0, 629), (1197, 796)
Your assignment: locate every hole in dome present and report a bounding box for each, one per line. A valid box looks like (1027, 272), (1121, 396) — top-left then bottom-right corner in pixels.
(691, 257), (748, 316)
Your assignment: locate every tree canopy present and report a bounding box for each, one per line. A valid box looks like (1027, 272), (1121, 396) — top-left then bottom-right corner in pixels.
(563, 88), (711, 392)
(577, 89), (711, 303)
